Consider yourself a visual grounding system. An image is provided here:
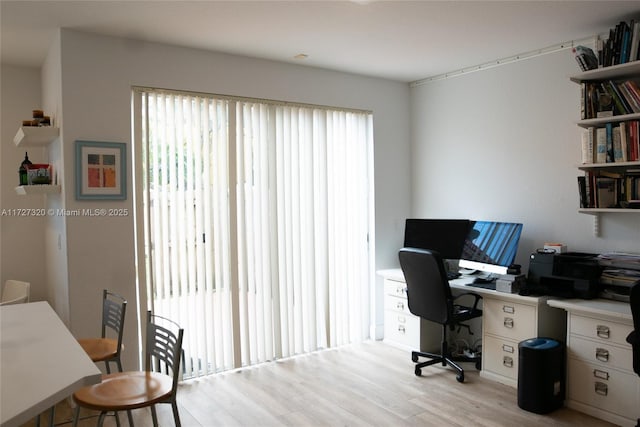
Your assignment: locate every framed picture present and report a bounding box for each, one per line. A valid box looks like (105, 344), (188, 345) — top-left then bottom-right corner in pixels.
(75, 140), (127, 200)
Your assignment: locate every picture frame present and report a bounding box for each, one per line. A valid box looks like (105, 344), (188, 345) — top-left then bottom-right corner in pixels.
(75, 140), (127, 200)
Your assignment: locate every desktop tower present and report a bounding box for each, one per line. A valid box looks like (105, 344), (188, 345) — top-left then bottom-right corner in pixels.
(517, 338), (565, 414)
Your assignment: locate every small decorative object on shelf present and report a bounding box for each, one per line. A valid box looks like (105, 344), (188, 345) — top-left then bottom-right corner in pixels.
(18, 152), (32, 186)
(21, 109), (51, 127)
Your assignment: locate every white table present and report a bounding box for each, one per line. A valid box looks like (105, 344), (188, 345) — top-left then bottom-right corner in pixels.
(1, 301), (101, 427)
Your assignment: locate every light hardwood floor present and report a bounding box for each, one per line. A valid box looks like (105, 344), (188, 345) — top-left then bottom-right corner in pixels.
(32, 341), (614, 426)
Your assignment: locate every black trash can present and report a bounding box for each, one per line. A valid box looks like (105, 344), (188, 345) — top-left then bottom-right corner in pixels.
(517, 338), (565, 414)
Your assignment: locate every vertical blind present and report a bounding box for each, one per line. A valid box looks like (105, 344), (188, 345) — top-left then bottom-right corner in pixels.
(137, 88), (374, 378)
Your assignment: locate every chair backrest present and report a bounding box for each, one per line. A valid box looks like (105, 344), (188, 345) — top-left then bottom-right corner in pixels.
(145, 311), (184, 394)
(0, 280), (30, 305)
(629, 284), (640, 375)
(101, 290), (127, 349)
(399, 247), (454, 325)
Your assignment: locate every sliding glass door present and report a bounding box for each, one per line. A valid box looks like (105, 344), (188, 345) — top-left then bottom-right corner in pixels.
(134, 88), (374, 378)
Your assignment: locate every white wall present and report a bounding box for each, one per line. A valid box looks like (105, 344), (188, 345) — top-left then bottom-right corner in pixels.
(410, 49), (640, 272)
(31, 29), (411, 366)
(0, 65), (48, 300)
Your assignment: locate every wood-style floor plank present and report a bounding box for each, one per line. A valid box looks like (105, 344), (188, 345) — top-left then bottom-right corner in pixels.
(26, 340), (615, 426)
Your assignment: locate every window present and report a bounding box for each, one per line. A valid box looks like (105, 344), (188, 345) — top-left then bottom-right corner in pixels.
(134, 88), (374, 377)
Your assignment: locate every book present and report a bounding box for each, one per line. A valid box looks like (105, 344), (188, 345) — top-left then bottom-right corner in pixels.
(606, 80), (632, 114)
(577, 176), (588, 208)
(572, 45), (599, 71)
(606, 122), (614, 163)
(618, 82), (640, 113)
(613, 125), (623, 162)
(620, 121), (629, 162)
(631, 21), (640, 62)
(596, 83), (614, 118)
(595, 176), (617, 208)
(596, 127), (607, 163)
(581, 127), (596, 164)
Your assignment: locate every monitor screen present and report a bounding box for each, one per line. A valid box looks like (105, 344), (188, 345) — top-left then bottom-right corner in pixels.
(459, 221), (523, 275)
(403, 219), (471, 259)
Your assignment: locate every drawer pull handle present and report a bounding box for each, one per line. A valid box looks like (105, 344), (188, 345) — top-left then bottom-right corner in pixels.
(398, 325), (406, 334)
(596, 325), (610, 339)
(397, 316), (406, 324)
(502, 305), (515, 314)
(595, 348), (609, 362)
(502, 344), (514, 353)
(396, 287), (405, 295)
(503, 356), (513, 368)
(594, 381), (608, 396)
(504, 317), (514, 328)
(396, 302), (405, 310)
(593, 369), (609, 380)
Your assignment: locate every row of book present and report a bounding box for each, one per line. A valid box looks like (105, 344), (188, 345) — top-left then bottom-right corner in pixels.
(578, 171), (640, 209)
(599, 21), (640, 68)
(581, 121), (640, 164)
(581, 79), (640, 119)
(574, 21), (640, 71)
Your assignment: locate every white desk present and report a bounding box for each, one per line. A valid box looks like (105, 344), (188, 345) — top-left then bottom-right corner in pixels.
(378, 268), (565, 387)
(547, 298), (638, 427)
(1, 301), (101, 427)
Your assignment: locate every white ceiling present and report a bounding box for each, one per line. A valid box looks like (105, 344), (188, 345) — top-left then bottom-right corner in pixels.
(1, 1), (639, 83)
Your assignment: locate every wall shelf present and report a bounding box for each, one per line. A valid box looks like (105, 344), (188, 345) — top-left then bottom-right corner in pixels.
(13, 126), (59, 147)
(14, 185), (61, 195)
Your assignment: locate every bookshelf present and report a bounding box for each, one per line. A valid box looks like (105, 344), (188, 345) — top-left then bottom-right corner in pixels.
(571, 60), (640, 218)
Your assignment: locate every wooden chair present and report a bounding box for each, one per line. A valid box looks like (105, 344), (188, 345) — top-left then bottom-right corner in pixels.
(0, 280), (30, 305)
(72, 311), (184, 427)
(78, 290), (127, 373)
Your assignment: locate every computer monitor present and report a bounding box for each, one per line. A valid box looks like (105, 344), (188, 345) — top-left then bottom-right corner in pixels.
(403, 219), (471, 259)
(459, 220), (523, 276)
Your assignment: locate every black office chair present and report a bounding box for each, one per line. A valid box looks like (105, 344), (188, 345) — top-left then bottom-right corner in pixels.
(399, 247), (483, 383)
(625, 283), (639, 427)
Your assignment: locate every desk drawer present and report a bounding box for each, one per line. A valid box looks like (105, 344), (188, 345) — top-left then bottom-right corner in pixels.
(483, 298), (536, 341)
(568, 359), (639, 420)
(384, 294), (412, 316)
(384, 310), (420, 349)
(483, 334), (519, 381)
(568, 335), (633, 373)
(384, 278), (407, 298)
(569, 314), (633, 347)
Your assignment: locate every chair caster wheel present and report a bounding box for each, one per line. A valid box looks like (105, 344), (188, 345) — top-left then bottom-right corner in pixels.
(414, 367), (422, 376)
(456, 373), (464, 383)
(411, 353), (419, 363)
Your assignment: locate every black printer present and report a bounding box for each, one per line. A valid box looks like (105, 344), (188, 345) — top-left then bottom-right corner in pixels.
(522, 251), (603, 299)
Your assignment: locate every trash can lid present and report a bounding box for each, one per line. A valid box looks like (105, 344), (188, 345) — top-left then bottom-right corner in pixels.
(519, 337), (560, 350)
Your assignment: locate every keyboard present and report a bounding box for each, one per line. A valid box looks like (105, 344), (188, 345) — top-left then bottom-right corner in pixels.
(467, 281), (496, 290)
(446, 271), (461, 280)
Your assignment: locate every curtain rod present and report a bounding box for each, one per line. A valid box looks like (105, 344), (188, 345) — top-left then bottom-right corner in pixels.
(410, 35), (599, 87)
(132, 86), (372, 115)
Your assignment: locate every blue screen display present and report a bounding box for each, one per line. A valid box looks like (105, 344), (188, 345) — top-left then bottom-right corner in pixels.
(461, 221), (523, 268)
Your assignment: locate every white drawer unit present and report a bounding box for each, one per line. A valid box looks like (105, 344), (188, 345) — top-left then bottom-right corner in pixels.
(482, 334), (520, 381)
(378, 271), (441, 353)
(548, 299), (639, 427)
(568, 359), (639, 423)
(483, 299), (536, 342)
(382, 277), (421, 351)
(481, 294), (565, 388)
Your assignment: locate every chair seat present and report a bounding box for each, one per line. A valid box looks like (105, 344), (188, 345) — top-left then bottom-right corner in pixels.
(78, 337), (122, 362)
(73, 371), (174, 411)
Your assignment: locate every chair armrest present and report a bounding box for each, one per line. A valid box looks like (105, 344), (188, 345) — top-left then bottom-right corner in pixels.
(453, 292), (483, 311)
